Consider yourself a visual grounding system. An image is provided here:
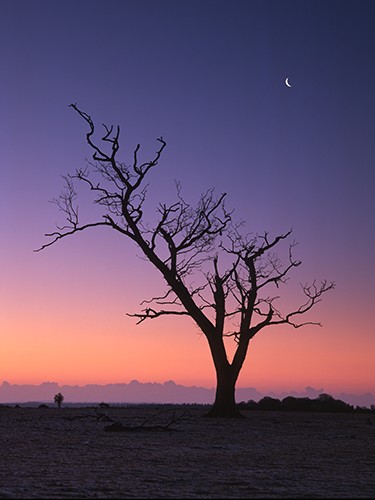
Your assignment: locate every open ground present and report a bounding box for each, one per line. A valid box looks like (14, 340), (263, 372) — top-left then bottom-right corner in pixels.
(0, 406), (374, 498)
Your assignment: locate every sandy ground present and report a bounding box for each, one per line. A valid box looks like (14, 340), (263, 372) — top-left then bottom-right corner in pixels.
(0, 405), (374, 498)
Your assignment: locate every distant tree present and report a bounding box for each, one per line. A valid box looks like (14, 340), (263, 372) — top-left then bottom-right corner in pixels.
(281, 396), (315, 412)
(317, 392), (334, 402)
(36, 104), (334, 418)
(316, 393), (353, 412)
(54, 392), (64, 408)
(257, 396), (282, 411)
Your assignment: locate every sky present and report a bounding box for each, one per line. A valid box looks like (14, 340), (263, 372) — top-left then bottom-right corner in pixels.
(1, 0), (375, 400)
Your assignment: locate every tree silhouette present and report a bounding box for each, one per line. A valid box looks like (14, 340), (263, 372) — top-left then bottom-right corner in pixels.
(36, 104), (334, 418)
(54, 392), (64, 408)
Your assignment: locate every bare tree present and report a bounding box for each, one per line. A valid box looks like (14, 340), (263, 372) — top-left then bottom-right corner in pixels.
(54, 392), (64, 408)
(36, 104), (334, 418)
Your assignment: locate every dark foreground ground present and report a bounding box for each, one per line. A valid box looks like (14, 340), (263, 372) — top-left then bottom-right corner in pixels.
(0, 405), (374, 498)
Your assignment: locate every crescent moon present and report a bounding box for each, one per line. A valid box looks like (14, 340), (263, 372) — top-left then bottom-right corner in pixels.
(285, 77), (292, 88)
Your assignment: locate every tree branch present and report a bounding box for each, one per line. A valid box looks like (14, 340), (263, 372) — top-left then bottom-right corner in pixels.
(127, 307), (190, 325)
(37, 105), (335, 394)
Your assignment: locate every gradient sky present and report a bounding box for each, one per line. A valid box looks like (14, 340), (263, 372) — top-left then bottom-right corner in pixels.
(1, 0), (374, 397)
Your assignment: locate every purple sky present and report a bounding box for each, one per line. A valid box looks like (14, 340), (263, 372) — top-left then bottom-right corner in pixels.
(1, 0), (374, 397)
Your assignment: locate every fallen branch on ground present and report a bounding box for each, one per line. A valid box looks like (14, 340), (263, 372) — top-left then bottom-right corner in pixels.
(104, 410), (190, 432)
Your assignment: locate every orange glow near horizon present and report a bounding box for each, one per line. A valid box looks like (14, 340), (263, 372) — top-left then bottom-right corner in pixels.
(1, 226), (374, 397)
(2, 292), (374, 396)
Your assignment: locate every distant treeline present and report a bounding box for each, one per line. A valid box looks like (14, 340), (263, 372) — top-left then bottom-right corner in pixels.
(238, 393), (375, 413)
(1, 393), (374, 413)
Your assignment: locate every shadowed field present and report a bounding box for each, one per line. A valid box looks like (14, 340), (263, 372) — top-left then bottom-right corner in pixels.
(0, 406), (374, 498)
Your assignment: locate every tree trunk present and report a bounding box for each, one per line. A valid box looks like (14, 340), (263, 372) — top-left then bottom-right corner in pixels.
(204, 366), (244, 418)
(203, 332), (251, 418)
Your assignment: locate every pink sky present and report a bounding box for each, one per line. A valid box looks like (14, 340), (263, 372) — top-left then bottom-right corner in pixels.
(2, 226), (373, 396)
